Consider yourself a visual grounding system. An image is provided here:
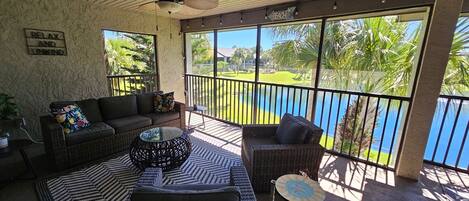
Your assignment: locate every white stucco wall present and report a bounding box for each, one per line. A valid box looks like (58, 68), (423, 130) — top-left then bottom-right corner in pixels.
(0, 0), (184, 139)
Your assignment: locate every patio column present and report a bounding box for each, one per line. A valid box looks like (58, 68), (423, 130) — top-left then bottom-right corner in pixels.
(396, 0), (463, 180)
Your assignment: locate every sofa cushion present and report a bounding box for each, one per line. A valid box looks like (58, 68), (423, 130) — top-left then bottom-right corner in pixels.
(137, 92), (164, 115)
(131, 186), (240, 201)
(145, 112), (180, 125)
(66, 122), (115, 145)
(137, 93), (156, 115)
(99, 95), (138, 120)
(77, 98), (103, 123)
(105, 115), (152, 133)
(242, 136), (277, 162)
(296, 116), (323, 144)
(275, 113), (308, 144)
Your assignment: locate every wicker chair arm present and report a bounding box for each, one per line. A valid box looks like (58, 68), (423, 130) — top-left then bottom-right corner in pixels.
(242, 125), (278, 138)
(251, 143), (325, 181)
(40, 115), (69, 170)
(174, 101), (186, 129)
(136, 168), (163, 187)
(40, 115), (66, 149)
(230, 166), (257, 201)
(174, 101), (185, 112)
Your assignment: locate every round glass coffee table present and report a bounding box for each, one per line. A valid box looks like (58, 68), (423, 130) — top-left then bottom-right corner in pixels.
(274, 174), (325, 201)
(129, 127), (192, 171)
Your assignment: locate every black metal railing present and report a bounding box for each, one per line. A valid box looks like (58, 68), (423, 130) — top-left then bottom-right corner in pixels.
(185, 74), (410, 169)
(107, 74), (157, 96)
(424, 95), (469, 173)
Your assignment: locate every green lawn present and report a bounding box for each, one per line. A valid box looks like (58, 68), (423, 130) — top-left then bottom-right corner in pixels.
(219, 71), (313, 86)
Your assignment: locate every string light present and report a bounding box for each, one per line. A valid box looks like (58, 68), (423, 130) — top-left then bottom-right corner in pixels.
(168, 11), (172, 39)
(381, 0), (386, 3)
(154, 2), (159, 31)
(240, 12), (244, 23)
(333, 1), (337, 10)
(201, 18), (205, 27)
(219, 15), (223, 25)
(264, 8), (268, 20)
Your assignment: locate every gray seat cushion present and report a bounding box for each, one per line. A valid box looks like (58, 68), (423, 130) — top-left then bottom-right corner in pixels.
(145, 112), (180, 125)
(295, 116), (323, 144)
(77, 98), (103, 123)
(105, 115), (152, 133)
(242, 136), (277, 162)
(136, 91), (163, 114)
(131, 185), (240, 201)
(137, 93), (155, 115)
(275, 113), (309, 144)
(99, 95), (138, 120)
(66, 122), (115, 145)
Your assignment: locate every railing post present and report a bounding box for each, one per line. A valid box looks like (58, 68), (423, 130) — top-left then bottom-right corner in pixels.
(396, 0), (463, 180)
(213, 30), (218, 118)
(310, 19), (327, 122)
(252, 25), (262, 124)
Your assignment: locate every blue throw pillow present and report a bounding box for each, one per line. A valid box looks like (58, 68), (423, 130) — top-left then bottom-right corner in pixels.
(275, 113), (309, 144)
(295, 115), (323, 144)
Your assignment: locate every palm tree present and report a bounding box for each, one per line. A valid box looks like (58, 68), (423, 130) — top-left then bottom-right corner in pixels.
(191, 34), (212, 65)
(269, 23), (321, 80)
(269, 15), (425, 159)
(441, 17), (469, 96)
(231, 47), (253, 74)
(270, 14), (469, 161)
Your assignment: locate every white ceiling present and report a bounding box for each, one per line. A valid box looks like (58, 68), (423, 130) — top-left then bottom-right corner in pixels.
(89, 0), (295, 19)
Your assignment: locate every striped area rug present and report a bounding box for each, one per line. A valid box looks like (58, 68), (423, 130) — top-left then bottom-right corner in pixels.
(36, 135), (242, 201)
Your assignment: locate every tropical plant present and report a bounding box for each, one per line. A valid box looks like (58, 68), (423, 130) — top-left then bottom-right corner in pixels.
(104, 39), (135, 75)
(191, 33), (213, 64)
(441, 17), (469, 96)
(269, 23), (321, 80)
(231, 47), (254, 74)
(269, 15), (425, 160)
(120, 34), (156, 75)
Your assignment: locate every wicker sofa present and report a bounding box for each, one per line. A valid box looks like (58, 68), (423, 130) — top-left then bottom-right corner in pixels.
(40, 93), (185, 170)
(131, 166), (256, 201)
(241, 124), (325, 192)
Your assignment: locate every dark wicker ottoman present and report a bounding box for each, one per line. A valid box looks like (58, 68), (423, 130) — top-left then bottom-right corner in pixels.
(129, 127), (192, 171)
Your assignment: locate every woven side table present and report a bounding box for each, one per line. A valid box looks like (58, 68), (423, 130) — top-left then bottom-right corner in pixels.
(129, 127), (192, 171)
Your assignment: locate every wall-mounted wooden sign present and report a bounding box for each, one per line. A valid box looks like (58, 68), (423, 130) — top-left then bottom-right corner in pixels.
(267, 6), (297, 21)
(24, 28), (67, 56)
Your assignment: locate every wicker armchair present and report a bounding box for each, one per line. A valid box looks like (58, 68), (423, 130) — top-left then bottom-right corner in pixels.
(241, 125), (325, 192)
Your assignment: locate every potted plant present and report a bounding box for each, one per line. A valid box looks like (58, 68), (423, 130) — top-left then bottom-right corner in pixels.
(0, 93), (20, 149)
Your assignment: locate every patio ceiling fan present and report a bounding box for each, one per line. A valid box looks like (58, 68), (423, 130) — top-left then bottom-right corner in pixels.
(139, 0), (219, 13)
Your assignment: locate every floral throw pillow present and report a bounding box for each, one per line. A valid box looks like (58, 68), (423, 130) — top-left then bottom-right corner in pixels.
(154, 92), (175, 113)
(54, 104), (90, 134)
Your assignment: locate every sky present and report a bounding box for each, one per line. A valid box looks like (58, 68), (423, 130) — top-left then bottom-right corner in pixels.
(206, 21), (422, 50)
(104, 18), (428, 51)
